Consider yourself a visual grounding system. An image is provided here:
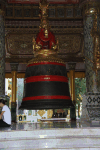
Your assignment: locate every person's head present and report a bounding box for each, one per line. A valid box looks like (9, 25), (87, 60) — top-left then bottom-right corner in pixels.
(0, 99), (5, 107)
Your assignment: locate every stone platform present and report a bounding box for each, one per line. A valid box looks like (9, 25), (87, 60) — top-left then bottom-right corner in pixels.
(0, 120), (100, 150)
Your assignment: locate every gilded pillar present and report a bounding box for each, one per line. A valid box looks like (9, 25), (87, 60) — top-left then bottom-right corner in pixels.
(80, 0), (100, 92)
(68, 62), (76, 121)
(10, 63), (19, 122)
(80, 0), (100, 121)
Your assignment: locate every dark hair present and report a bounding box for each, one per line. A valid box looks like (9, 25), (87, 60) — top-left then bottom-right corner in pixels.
(0, 99), (5, 105)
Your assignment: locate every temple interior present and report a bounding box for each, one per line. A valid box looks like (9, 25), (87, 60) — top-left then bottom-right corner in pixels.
(0, 0), (100, 149)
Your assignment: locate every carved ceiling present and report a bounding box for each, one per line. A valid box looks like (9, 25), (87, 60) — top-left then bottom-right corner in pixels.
(5, 2), (84, 64)
(5, 3), (82, 20)
(7, 0), (80, 4)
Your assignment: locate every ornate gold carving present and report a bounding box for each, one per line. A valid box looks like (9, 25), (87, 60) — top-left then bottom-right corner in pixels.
(5, 28), (84, 63)
(6, 33), (35, 55)
(39, 0), (49, 38)
(33, 37), (42, 52)
(37, 110), (46, 117)
(47, 109), (53, 119)
(56, 34), (83, 54)
(34, 49), (57, 57)
(27, 54), (65, 66)
(91, 12), (100, 75)
(20, 43), (27, 48)
(51, 38), (59, 51)
(84, 9), (100, 76)
(80, 1), (100, 17)
(84, 7), (99, 16)
(31, 0), (60, 63)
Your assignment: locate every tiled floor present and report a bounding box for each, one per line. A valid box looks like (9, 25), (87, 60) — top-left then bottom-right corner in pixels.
(0, 119), (100, 131)
(0, 121), (76, 131)
(0, 120), (100, 149)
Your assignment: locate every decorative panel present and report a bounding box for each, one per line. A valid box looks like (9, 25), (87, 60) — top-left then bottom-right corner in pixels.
(6, 7), (13, 17)
(24, 9), (31, 17)
(6, 33), (83, 55)
(14, 8), (22, 17)
(66, 8), (73, 17)
(6, 33), (36, 55)
(57, 8), (64, 18)
(75, 8), (82, 17)
(5, 3), (82, 19)
(48, 8), (55, 18)
(56, 34), (83, 54)
(5, 32), (84, 58)
(33, 8), (39, 17)
(5, 28), (84, 63)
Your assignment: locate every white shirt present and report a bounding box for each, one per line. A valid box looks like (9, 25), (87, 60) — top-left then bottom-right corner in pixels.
(2, 105), (11, 125)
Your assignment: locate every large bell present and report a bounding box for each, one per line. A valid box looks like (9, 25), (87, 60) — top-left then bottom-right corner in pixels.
(19, 0), (74, 110)
(19, 50), (74, 110)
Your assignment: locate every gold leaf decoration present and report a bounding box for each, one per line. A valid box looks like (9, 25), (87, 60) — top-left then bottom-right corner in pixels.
(47, 109), (53, 118)
(37, 110), (46, 117)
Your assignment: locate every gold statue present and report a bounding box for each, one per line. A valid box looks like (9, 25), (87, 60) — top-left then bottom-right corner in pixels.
(51, 38), (59, 51)
(33, 37), (42, 53)
(32, 0), (59, 57)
